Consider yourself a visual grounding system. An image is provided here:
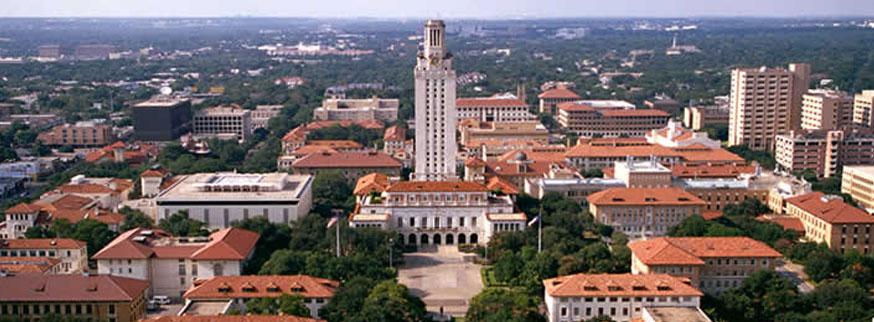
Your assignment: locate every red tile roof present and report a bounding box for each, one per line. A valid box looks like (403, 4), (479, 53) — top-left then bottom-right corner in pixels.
(671, 147), (744, 164)
(144, 317), (322, 322)
(292, 151), (402, 169)
(486, 176), (520, 195)
(92, 228), (259, 261)
(0, 274), (148, 302)
(306, 120), (384, 130)
(566, 144), (680, 158)
(184, 275), (339, 300)
(539, 88), (580, 99)
(544, 273), (703, 297)
(599, 109), (670, 117)
(629, 237), (781, 266)
(141, 169), (166, 178)
(0, 257), (61, 273)
(588, 188), (706, 206)
(0, 238), (86, 250)
(785, 192), (874, 224)
(4, 203), (42, 214)
(306, 140), (363, 149)
(354, 173), (391, 196)
(384, 125), (406, 142)
(465, 157), (487, 167)
(385, 181), (490, 193)
(671, 164), (757, 178)
(756, 215), (805, 233)
(456, 97), (527, 107)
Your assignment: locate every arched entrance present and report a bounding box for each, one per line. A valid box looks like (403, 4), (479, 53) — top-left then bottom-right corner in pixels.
(420, 234), (429, 245)
(469, 233), (478, 244)
(458, 233), (467, 244)
(433, 233), (442, 245)
(446, 234), (455, 245)
(408, 234), (417, 245)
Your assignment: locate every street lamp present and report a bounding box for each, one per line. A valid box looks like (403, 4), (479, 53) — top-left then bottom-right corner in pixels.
(389, 238), (394, 270)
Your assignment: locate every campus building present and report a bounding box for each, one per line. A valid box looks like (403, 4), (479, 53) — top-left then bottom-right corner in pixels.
(842, 165), (874, 213)
(37, 121), (114, 147)
(456, 95), (535, 122)
(538, 87), (581, 115)
(414, 20), (458, 181)
(0, 238), (88, 273)
(587, 188), (706, 238)
(683, 105), (729, 131)
(543, 273), (703, 322)
(0, 274), (149, 322)
(800, 89), (853, 131)
(314, 96), (399, 122)
(93, 227), (259, 298)
(853, 90), (874, 128)
(784, 192), (874, 254)
(629, 237), (781, 294)
(155, 172), (313, 229)
(133, 96), (192, 142)
(192, 105), (252, 142)
(775, 129), (874, 178)
(728, 64), (811, 151)
(557, 101), (670, 138)
(180, 275), (338, 318)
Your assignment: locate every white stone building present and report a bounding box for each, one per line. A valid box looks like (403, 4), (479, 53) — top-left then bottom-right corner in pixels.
(93, 227), (259, 299)
(349, 181), (526, 245)
(0, 238), (89, 273)
(414, 20), (458, 181)
(155, 172), (313, 230)
(543, 273), (703, 322)
(456, 94), (536, 123)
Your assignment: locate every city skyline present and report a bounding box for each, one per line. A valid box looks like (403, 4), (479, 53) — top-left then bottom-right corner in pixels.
(3, 0), (874, 18)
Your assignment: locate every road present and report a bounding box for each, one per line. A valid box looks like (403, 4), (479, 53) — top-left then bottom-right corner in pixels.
(776, 259), (815, 293)
(398, 245), (483, 321)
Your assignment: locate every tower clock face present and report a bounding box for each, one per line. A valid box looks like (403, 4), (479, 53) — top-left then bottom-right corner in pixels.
(428, 54), (441, 66)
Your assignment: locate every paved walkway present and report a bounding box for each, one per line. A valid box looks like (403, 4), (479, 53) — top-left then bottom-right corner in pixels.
(398, 245), (483, 319)
(776, 259), (815, 293)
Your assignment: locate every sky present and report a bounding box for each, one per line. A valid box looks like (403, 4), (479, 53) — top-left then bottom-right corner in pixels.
(1, 0), (874, 18)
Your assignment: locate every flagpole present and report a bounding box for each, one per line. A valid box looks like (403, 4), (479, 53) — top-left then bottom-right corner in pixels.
(335, 216), (341, 258)
(538, 204), (543, 253)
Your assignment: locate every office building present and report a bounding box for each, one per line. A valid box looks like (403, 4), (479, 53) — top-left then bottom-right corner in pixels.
(93, 227), (259, 298)
(543, 273), (702, 322)
(557, 101), (670, 137)
(250, 105), (283, 130)
(456, 95), (535, 122)
(314, 96), (399, 122)
(37, 121), (114, 147)
(801, 89), (854, 131)
(181, 275), (338, 318)
(0, 274), (148, 322)
(156, 172), (313, 229)
(192, 105), (252, 142)
(133, 97), (192, 141)
(775, 129), (874, 178)
(460, 119), (549, 146)
(414, 20), (458, 181)
(728, 64), (811, 151)
(587, 188), (705, 238)
(0, 239), (88, 273)
(853, 90), (874, 128)
(842, 166), (874, 213)
(784, 192), (874, 254)
(538, 87), (581, 115)
(629, 237), (781, 294)
(683, 106), (729, 131)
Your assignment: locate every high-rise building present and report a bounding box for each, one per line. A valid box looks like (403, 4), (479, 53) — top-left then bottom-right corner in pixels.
(414, 20), (458, 181)
(728, 64), (811, 151)
(192, 105), (252, 142)
(133, 96), (192, 142)
(853, 90), (874, 128)
(801, 89), (853, 131)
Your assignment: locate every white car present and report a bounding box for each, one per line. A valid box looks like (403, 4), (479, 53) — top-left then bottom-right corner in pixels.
(151, 296), (171, 305)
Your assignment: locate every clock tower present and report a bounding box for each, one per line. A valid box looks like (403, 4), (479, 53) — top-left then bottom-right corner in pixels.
(414, 20), (458, 181)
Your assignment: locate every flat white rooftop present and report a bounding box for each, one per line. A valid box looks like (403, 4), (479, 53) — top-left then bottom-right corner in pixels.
(157, 172), (312, 202)
(575, 100), (636, 109)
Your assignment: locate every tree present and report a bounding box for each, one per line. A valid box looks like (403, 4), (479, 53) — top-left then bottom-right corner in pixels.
(466, 288), (545, 322)
(804, 247), (843, 282)
(258, 249), (308, 275)
(320, 277), (378, 322)
(25, 225), (56, 238)
(357, 281), (428, 322)
(312, 171), (354, 216)
(158, 210), (208, 237)
(119, 207), (154, 231)
(245, 294), (310, 317)
(70, 219), (118, 255)
(233, 216), (292, 274)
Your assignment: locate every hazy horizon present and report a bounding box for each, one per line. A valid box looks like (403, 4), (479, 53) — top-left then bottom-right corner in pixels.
(2, 0), (874, 19)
